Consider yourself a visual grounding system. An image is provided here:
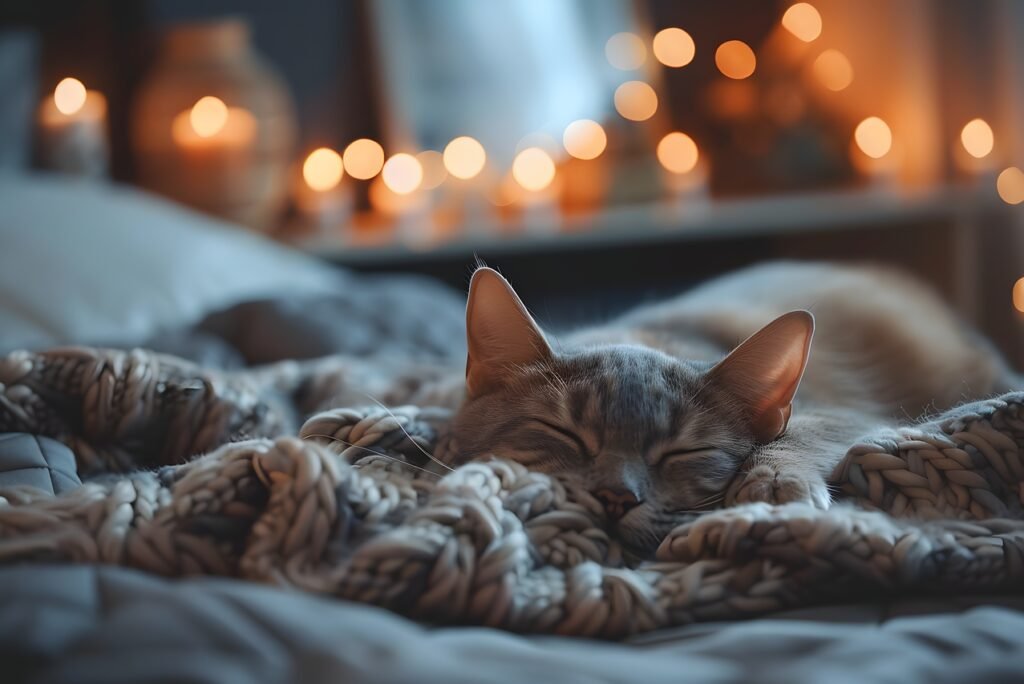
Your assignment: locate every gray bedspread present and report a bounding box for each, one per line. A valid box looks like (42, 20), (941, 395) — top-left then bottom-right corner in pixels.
(3, 564), (1024, 684)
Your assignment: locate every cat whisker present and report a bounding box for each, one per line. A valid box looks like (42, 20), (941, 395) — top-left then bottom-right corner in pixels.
(362, 393), (454, 472)
(302, 433), (442, 479)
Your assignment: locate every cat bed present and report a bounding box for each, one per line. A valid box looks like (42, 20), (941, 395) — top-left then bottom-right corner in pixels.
(1, 347), (1023, 638)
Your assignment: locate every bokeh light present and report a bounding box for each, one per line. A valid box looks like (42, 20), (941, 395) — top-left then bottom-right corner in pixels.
(302, 148), (344, 192)
(782, 3), (823, 42)
(1014, 277), (1024, 313)
(381, 153), (424, 195)
(343, 138), (385, 180)
(854, 117), (892, 159)
(54, 77), (87, 116)
(960, 119), (994, 159)
(656, 132), (699, 174)
(443, 136), (486, 180)
(512, 147), (556, 192)
(416, 150), (447, 190)
(614, 81), (658, 121)
(652, 28), (695, 68)
(997, 167), (1024, 205)
(189, 96), (228, 138)
(563, 119), (607, 160)
(715, 41), (757, 80)
(812, 50), (853, 91)
(605, 32), (647, 71)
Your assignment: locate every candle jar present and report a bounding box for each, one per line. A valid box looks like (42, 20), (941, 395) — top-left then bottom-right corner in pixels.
(36, 80), (109, 178)
(131, 19), (297, 231)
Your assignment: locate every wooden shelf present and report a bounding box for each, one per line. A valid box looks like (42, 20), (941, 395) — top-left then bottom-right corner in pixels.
(293, 185), (988, 268)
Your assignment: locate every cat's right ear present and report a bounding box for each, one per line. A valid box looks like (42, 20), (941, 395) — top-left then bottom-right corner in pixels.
(465, 267), (552, 398)
(706, 310), (814, 443)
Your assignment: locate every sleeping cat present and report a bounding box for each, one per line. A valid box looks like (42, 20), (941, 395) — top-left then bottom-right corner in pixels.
(446, 261), (1017, 554)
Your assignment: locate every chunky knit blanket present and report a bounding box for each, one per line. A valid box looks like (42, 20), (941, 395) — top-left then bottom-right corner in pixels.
(1, 347), (1023, 638)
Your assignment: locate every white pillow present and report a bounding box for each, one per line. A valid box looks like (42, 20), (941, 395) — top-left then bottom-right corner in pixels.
(0, 173), (344, 350)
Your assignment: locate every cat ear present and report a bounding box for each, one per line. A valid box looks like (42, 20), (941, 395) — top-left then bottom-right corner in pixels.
(706, 310), (814, 442)
(465, 267), (552, 398)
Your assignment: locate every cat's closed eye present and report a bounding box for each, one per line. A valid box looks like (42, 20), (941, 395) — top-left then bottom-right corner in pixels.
(525, 418), (592, 459)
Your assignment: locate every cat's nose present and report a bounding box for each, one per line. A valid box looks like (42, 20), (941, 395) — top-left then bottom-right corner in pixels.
(593, 488), (641, 521)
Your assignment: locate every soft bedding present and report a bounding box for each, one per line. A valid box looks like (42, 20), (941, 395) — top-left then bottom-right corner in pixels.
(3, 564), (1024, 684)
(1, 345), (1023, 642)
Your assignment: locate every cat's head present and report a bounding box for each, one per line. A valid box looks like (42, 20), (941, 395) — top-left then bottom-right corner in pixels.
(449, 267), (814, 555)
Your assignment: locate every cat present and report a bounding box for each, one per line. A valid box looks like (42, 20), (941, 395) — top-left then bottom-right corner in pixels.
(446, 261), (1017, 555)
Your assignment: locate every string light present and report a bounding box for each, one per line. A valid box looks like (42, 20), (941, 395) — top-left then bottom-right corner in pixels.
(652, 28), (695, 68)
(382, 153), (423, 195)
(54, 78), (87, 116)
(657, 132), (699, 174)
(443, 136), (486, 180)
(997, 167), (1024, 205)
(512, 147), (556, 192)
(563, 119), (607, 160)
(614, 81), (658, 121)
(854, 117), (892, 159)
(343, 139), (385, 180)
(781, 3), (823, 42)
(812, 50), (853, 91)
(189, 96), (228, 138)
(302, 148), (343, 192)
(715, 41), (757, 80)
(605, 32), (647, 71)
(960, 119), (994, 159)
(1014, 277), (1024, 313)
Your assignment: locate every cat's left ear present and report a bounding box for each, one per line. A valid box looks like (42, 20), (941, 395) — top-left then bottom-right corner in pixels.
(706, 310), (814, 442)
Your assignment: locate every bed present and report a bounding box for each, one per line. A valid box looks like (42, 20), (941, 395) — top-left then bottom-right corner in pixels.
(2, 173), (1024, 683)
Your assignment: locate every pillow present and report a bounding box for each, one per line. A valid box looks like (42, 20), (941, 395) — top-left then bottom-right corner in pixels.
(0, 173), (344, 351)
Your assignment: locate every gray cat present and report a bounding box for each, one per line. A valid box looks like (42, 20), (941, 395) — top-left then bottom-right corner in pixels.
(447, 262), (1017, 555)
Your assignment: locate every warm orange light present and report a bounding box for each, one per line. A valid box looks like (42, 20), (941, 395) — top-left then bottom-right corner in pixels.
(657, 132), (699, 174)
(782, 3), (823, 42)
(443, 136), (486, 180)
(302, 147), (344, 192)
(416, 150), (447, 190)
(997, 167), (1024, 205)
(342, 138), (385, 180)
(605, 32), (647, 71)
(652, 28), (695, 68)
(715, 41), (757, 80)
(382, 153), (424, 195)
(614, 81), (658, 122)
(1014, 277), (1024, 313)
(812, 49), (853, 91)
(563, 119), (607, 160)
(54, 77), (87, 116)
(189, 96), (229, 138)
(854, 117), (892, 159)
(960, 119), (994, 159)
(512, 147), (556, 192)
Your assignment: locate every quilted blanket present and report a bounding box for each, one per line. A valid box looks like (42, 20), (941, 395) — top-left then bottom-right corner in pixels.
(1, 347), (1023, 638)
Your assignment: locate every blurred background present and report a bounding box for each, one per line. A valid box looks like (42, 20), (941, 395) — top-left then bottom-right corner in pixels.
(2, 0), (1023, 365)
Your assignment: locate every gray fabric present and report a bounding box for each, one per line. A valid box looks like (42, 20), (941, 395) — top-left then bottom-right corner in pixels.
(0, 433), (80, 495)
(1, 564), (1024, 684)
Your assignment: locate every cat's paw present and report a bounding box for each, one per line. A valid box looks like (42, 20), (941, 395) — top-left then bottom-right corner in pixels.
(732, 465), (831, 509)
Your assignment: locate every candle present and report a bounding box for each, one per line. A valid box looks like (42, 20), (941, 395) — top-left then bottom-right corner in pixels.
(851, 116), (897, 188)
(37, 77), (109, 177)
(507, 147), (561, 233)
(292, 147), (352, 236)
(171, 96), (256, 151)
(657, 131), (710, 215)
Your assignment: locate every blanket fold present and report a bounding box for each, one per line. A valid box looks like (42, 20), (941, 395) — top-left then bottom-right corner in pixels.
(1, 347), (1023, 637)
